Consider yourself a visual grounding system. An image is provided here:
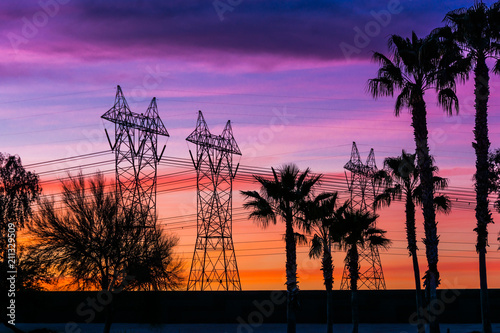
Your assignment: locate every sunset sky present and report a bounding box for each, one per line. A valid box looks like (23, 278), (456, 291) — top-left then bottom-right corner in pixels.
(2, 0), (500, 290)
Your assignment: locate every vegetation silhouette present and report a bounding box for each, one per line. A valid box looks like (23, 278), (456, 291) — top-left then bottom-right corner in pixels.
(331, 207), (390, 333)
(488, 149), (500, 210)
(441, 3), (500, 332)
(241, 164), (321, 333)
(0, 153), (41, 333)
(302, 191), (348, 333)
(374, 151), (450, 333)
(29, 173), (183, 333)
(13, 246), (54, 291)
(368, 29), (467, 333)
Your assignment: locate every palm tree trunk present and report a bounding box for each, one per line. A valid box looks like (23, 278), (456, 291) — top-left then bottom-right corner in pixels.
(285, 217), (297, 333)
(406, 194), (425, 333)
(349, 245), (359, 333)
(322, 244), (334, 333)
(411, 93), (440, 333)
(473, 52), (492, 333)
(411, 252), (425, 333)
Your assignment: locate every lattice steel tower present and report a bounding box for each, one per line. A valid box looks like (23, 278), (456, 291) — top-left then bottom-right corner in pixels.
(186, 111), (242, 291)
(102, 85), (169, 227)
(340, 142), (386, 290)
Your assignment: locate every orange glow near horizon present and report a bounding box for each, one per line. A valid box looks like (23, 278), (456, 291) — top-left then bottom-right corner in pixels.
(23, 165), (500, 291)
(158, 174), (500, 291)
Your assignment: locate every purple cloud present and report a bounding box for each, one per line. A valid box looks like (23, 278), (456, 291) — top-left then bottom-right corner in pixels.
(2, 0), (476, 64)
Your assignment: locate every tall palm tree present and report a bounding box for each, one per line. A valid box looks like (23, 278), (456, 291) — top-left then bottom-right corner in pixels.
(332, 208), (390, 333)
(368, 30), (467, 333)
(443, 3), (500, 332)
(374, 150), (451, 333)
(302, 192), (348, 333)
(241, 164), (321, 333)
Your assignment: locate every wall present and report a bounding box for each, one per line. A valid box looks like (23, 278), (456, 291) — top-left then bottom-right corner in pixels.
(16, 289), (499, 324)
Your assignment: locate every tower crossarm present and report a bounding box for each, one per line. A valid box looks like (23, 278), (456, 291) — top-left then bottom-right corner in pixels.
(102, 107), (169, 137)
(101, 85), (169, 137)
(186, 132), (239, 154)
(186, 111), (241, 155)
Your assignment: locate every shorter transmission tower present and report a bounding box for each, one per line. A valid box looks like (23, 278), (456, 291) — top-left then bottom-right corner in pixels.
(340, 142), (386, 290)
(186, 111), (242, 291)
(101, 85), (169, 228)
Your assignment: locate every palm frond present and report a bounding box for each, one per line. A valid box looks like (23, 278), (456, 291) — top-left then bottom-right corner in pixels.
(240, 190), (261, 200)
(241, 190), (277, 227)
(374, 191), (392, 209)
(299, 173), (322, 199)
(388, 34), (409, 65)
(313, 191), (336, 204)
(437, 88), (459, 115)
(372, 169), (391, 186)
(294, 232), (308, 246)
(432, 176), (449, 190)
(395, 84), (412, 116)
(434, 194), (452, 214)
(494, 58), (500, 74)
(368, 234), (392, 249)
(309, 234), (323, 259)
(367, 78), (394, 99)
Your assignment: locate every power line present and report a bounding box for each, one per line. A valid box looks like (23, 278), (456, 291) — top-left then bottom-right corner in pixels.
(29, 152), (488, 211)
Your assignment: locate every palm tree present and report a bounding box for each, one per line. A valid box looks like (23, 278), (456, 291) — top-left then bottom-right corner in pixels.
(302, 192), (348, 333)
(241, 164), (321, 333)
(368, 30), (467, 333)
(374, 150), (451, 333)
(443, 3), (500, 332)
(332, 207), (390, 333)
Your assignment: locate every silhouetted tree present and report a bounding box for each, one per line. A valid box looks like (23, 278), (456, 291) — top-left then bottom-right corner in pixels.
(29, 173), (183, 333)
(302, 192), (347, 333)
(368, 30), (467, 333)
(241, 164), (321, 333)
(487, 149), (500, 248)
(0, 153), (41, 333)
(332, 207), (390, 333)
(125, 227), (184, 291)
(442, 3), (500, 332)
(14, 246), (54, 291)
(374, 151), (450, 333)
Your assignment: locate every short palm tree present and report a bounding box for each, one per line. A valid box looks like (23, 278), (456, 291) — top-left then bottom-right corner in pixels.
(302, 192), (348, 333)
(374, 150), (451, 333)
(241, 164), (321, 333)
(443, 3), (500, 332)
(368, 30), (467, 333)
(332, 207), (390, 333)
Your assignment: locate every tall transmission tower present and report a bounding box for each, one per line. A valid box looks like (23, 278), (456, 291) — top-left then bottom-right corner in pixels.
(186, 111), (242, 291)
(340, 141), (386, 290)
(101, 85), (169, 227)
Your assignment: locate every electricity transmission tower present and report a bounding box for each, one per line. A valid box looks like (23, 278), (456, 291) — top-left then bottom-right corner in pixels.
(186, 111), (242, 291)
(340, 141), (386, 290)
(101, 85), (169, 227)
